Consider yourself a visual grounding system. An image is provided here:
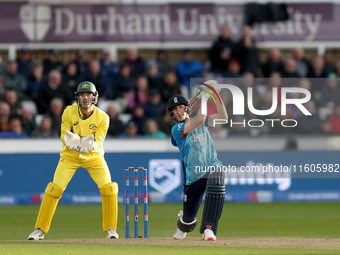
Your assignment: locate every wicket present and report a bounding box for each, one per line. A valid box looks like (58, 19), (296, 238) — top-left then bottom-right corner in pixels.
(125, 167), (148, 238)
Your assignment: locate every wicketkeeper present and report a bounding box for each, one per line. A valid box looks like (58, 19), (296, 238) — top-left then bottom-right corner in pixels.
(167, 80), (227, 241)
(28, 81), (119, 240)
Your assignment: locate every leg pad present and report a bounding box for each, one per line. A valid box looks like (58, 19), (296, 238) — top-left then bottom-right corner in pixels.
(100, 182), (118, 232)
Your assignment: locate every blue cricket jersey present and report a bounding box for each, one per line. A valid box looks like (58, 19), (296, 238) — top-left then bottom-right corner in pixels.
(171, 120), (222, 185)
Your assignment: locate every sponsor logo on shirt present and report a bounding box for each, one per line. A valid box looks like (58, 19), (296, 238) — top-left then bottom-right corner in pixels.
(189, 133), (207, 143)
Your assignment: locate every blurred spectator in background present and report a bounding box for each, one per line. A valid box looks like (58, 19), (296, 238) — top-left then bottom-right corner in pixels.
(37, 116), (56, 138)
(322, 50), (336, 75)
(2, 61), (27, 99)
(72, 50), (89, 77)
(156, 49), (174, 79)
(84, 60), (109, 100)
(236, 25), (261, 77)
(319, 73), (340, 108)
(26, 60), (43, 104)
(176, 49), (203, 92)
(146, 60), (163, 90)
(37, 70), (73, 114)
(21, 107), (38, 137)
(282, 58), (300, 78)
(43, 49), (63, 78)
(297, 100), (321, 134)
(157, 108), (172, 136)
(321, 120), (335, 135)
(262, 48), (285, 78)
(119, 119), (140, 138)
(106, 104), (125, 137)
(160, 71), (181, 103)
(144, 119), (167, 138)
(0, 75), (4, 99)
(0, 114), (27, 138)
(0, 101), (10, 132)
(143, 89), (165, 121)
(328, 104), (340, 134)
(4, 90), (22, 116)
(127, 76), (148, 113)
(224, 58), (242, 82)
(99, 48), (119, 85)
(112, 63), (136, 100)
(308, 56), (327, 102)
(16, 46), (33, 80)
(48, 98), (64, 136)
(62, 62), (83, 93)
(293, 47), (311, 78)
(123, 48), (147, 77)
(209, 24), (235, 77)
(0, 56), (6, 75)
(131, 105), (147, 135)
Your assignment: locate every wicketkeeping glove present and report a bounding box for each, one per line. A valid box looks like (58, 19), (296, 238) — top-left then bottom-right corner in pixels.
(79, 134), (94, 153)
(64, 130), (81, 151)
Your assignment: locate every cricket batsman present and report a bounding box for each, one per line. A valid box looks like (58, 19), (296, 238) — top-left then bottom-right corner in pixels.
(167, 80), (227, 241)
(28, 81), (119, 240)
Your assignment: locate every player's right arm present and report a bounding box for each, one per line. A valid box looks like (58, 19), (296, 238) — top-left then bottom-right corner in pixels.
(60, 106), (72, 145)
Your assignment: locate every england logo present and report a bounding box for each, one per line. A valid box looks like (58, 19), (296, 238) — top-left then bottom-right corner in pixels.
(19, 4), (51, 41)
(149, 159), (181, 195)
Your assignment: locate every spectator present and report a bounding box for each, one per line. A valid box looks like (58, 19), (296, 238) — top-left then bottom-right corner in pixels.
(143, 89), (165, 121)
(293, 47), (311, 78)
(16, 46), (33, 80)
(0, 101), (10, 132)
(319, 73), (340, 108)
(119, 119), (140, 138)
(322, 50), (336, 76)
(21, 107), (38, 137)
(262, 48), (285, 78)
(43, 49), (63, 78)
(297, 100), (321, 134)
(37, 70), (73, 114)
(282, 58), (300, 78)
(0, 75), (4, 99)
(236, 25), (261, 77)
(106, 104), (125, 137)
(37, 116), (56, 138)
(0, 114), (27, 138)
(4, 90), (22, 116)
(321, 120), (335, 135)
(113, 63), (136, 99)
(99, 48), (119, 85)
(83, 60), (109, 100)
(157, 108), (173, 136)
(156, 49), (174, 79)
(48, 98), (64, 136)
(62, 62), (83, 93)
(72, 50), (89, 77)
(27, 60), (44, 104)
(144, 119), (167, 138)
(2, 61), (27, 99)
(122, 48), (147, 77)
(127, 76), (148, 113)
(328, 104), (340, 134)
(308, 56), (327, 101)
(146, 59), (163, 90)
(160, 71), (182, 104)
(209, 24), (235, 77)
(224, 58), (242, 82)
(176, 49), (203, 91)
(131, 105), (147, 135)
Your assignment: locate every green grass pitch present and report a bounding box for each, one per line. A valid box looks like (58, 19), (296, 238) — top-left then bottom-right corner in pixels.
(0, 202), (339, 254)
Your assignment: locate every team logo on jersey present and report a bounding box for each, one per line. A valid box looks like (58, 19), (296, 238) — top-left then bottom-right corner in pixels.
(89, 123), (97, 130)
(73, 121), (79, 126)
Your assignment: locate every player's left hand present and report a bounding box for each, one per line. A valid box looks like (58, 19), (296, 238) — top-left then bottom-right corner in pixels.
(79, 134), (94, 153)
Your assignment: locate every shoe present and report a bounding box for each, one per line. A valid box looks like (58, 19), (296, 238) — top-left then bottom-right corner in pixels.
(173, 228), (187, 240)
(202, 229), (216, 241)
(28, 228), (44, 240)
(107, 228), (119, 239)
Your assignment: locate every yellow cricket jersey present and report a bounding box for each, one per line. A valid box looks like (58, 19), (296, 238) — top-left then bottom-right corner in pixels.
(60, 103), (110, 160)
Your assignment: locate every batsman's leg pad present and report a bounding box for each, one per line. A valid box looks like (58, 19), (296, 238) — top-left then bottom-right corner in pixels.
(35, 182), (63, 234)
(177, 216), (198, 233)
(100, 182), (118, 232)
(200, 172), (225, 235)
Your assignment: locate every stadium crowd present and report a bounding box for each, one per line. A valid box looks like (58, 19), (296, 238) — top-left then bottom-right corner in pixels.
(0, 25), (340, 139)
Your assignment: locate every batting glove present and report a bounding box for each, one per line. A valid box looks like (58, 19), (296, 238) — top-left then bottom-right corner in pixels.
(64, 130), (81, 151)
(79, 134), (94, 153)
(204, 80), (221, 93)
